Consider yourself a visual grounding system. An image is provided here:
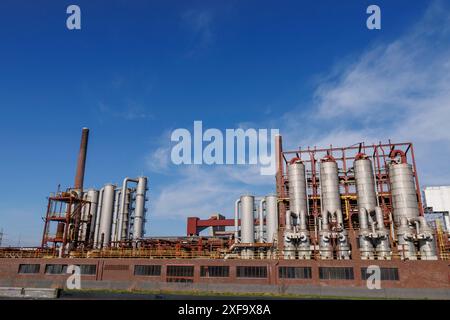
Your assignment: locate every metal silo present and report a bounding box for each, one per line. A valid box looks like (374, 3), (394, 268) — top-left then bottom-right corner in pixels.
(320, 160), (342, 215)
(265, 195), (278, 243)
(354, 157), (376, 259)
(288, 160), (308, 219)
(240, 195), (255, 259)
(389, 162), (420, 225)
(133, 176), (148, 241)
(86, 189), (99, 244)
(287, 160), (311, 259)
(354, 158), (377, 213)
(319, 158), (350, 259)
(98, 184), (115, 248)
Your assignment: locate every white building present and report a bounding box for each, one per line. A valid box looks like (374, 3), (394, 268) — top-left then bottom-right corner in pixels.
(423, 186), (450, 232)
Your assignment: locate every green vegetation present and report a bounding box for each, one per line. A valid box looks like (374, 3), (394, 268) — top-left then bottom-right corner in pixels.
(63, 288), (408, 300)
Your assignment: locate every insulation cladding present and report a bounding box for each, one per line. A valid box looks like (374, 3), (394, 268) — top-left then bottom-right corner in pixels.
(320, 160), (342, 215)
(389, 163), (420, 225)
(354, 158), (377, 213)
(288, 161), (308, 218)
(265, 195), (278, 243)
(98, 184), (115, 248)
(133, 177), (148, 240)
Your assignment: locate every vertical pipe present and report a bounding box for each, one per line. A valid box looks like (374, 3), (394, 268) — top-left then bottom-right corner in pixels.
(259, 198), (266, 242)
(118, 177), (138, 242)
(93, 188), (104, 247)
(74, 127), (89, 190)
(265, 195), (278, 243)
(98, 184), (115, 248)
(234, 199), (241, 242)
(133, 176), (147, 240)
(111, 189), (121, 243)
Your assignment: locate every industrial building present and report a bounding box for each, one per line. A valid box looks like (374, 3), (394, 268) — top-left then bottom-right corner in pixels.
(0, 128), (449, 298)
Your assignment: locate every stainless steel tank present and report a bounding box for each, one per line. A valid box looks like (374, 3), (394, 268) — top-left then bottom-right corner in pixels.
(355, 158), (376, 259)
(288, 161), (308, 218)
(119, 189), (131, 240)
(354, 158), (377, 213)
(98, 184), (115, 248)
(240, 195), (255, 259)
(265, 195), (278, 243)
(389, 163), (420, 225)
(320, 160), (342, 215)
(86, 189), (99, 244)
(133, 176), (147, 240)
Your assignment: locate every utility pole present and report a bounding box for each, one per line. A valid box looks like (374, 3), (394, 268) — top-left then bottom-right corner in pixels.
(0, 228), (3, 247)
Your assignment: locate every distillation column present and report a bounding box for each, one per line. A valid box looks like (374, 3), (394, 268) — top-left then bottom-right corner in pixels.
(133, 177), (148, 241)
(265, 195), (278, 258)
(286, 160), (311, 259)
(97, 184), (115, 248)
(320, 158), (350, 259)
(240, 195), (255, 259)
(354, 155), (391, 260)
(389, 155), (437, 260)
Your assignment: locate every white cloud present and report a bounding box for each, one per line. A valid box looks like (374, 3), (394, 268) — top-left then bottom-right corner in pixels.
(149, 1), (450, 221)
(150, 165), (273, 219)
(98, 101), (153, 121)
(281, 1), (450, 186)
(181, 8), (215, 54)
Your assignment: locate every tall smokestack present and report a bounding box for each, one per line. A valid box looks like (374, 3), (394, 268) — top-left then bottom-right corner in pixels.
(74, 127), (89, 190)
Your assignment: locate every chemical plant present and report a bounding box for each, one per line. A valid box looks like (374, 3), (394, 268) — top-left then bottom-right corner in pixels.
(0, 128), (449, 298)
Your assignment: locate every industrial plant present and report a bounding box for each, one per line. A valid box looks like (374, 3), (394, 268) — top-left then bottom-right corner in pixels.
(0, 128), (449, 299)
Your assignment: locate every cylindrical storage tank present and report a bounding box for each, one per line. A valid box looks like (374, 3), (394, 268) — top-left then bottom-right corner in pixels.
(98, 184), (115, 248)
(86, 189), (99, 243)
(354, 158), (377, 213)
(265, 195), (278, 243)
(120, 189), (131, 240)
(389, 163), (420, 225)
(320, 160), (342, 213)
(240, 195), (255, 243)
(133, 177), (147, 240)
(288, 161), (307, 217)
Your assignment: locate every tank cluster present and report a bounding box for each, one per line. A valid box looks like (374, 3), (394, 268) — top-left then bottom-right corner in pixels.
(233, 194), (278, 259)
(232, 149), (438, 260)
(88, 177), (148, 249)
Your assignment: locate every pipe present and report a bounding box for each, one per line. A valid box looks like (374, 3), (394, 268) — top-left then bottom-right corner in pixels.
(111, 189), (121, 243)
(285, 210), (292, 231)
(74, 127), (89, 190)
(234, 198), (241, 242)
(322, 210), (329, 230)
(390, 149), (407, 164)
(375, 207), (385, 230)
(259, 198), (265, 242)
(117, 177), (138, 242)
(299, 210), (307, 230)
(93, 187), (104, 247)
(336, 209), (344, 226)
(133, 176), (147, 240)
(359, 208), (369, 230)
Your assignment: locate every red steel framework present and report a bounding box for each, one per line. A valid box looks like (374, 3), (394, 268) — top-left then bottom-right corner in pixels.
(41, 192), (91, 250)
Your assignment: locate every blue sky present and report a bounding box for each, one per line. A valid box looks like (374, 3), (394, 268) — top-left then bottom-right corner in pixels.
(0, 1), (449, 246)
